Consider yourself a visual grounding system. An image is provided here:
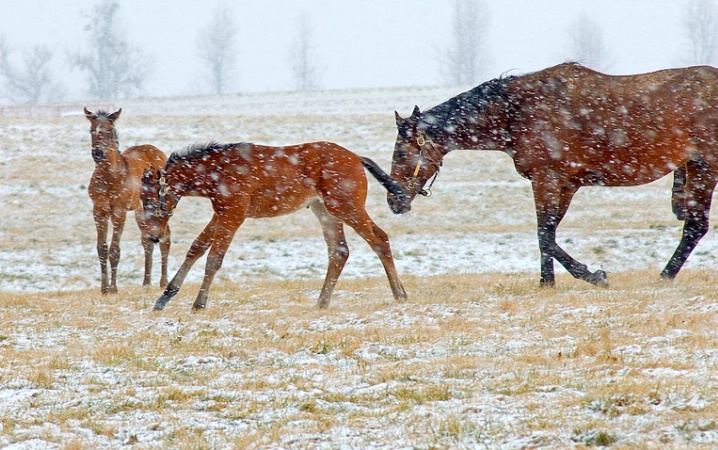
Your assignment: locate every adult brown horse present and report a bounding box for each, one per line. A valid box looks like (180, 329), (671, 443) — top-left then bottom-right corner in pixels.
(85, 108), (171, 294)
(388, 62), (718, 287)
(141, 141), (407, 311)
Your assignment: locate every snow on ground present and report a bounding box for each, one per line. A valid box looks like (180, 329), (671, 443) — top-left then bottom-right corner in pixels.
(2, 85), (718, 292)
(2, 86), (718, 449)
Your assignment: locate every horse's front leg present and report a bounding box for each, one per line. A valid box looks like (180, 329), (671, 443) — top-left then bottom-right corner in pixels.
(154, 215), (217, 310)
(192, 214), (243, 311)
(159, 224), (171, 288)
(661, 159), (717, 279)
(93, 210), (110, 294)
(140, 233), (154, 287)
(108, 212), (127, 294)
(533, 180), (608, 287)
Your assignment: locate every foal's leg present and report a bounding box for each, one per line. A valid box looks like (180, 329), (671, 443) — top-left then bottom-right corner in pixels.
(140, 233), (154, 287)
(154, 215), (217, 310)
(661, 159), (717, 279)
(533, 180), (608, 287)
(108, 211), (128, 294)
(329, 204), (407, 302)
(159, 225), (171, 288)
(310, 201), (350, 309)
(93, 210), (110, 294)
(192, 214), (244, 311)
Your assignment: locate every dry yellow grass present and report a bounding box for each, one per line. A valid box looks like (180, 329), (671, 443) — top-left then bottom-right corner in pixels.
(2, 270), (718, 448)
(3, 90), (718, 447)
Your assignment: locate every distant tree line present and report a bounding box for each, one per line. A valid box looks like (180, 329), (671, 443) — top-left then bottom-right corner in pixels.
(2, 0), (718, 104)
(0, 0), (324, 104)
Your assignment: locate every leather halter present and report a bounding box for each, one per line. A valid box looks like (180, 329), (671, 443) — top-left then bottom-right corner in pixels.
(407, 132), (442, 197)
(158, 176), (176, 217)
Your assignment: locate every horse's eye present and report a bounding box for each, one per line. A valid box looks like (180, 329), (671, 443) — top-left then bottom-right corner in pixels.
(397, 150), (407, 159)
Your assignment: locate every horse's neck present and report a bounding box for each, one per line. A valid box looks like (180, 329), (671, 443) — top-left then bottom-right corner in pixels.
(96, 146), (128, 179)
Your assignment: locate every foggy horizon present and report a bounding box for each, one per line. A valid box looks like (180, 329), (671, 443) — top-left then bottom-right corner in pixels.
(0, 0), (704, 104)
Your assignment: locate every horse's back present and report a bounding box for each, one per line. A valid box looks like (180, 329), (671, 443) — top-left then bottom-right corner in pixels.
(534, 62), (718, 99)
(123, 144), (167, 172)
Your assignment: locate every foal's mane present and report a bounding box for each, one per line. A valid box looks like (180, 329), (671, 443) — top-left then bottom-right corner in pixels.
(167, 142), (251, 168)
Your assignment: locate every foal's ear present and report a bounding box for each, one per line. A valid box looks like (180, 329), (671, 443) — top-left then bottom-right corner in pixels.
(108, 108), (122, 122)
(84, 107), (96, 121)
(141, 169), (156, 185)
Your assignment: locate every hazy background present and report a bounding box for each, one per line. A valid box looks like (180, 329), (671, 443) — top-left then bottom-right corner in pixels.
(0, 0), (704, 103)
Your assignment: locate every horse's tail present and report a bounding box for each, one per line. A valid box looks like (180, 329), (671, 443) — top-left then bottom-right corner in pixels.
(359, 156), (410, 201)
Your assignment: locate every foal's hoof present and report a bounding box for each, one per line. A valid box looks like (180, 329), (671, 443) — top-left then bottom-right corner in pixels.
(588, 270), (609, 287)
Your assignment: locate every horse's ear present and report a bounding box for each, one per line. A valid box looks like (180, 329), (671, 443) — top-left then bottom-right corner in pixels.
(394, 111), (404, 126)
(411, 105), (421, 117)
(84, 107), (95, 120)
(108, 108), (122, 122)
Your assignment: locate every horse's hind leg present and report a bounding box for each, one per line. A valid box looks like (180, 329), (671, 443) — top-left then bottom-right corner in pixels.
(333, 206), (407, 302)
(310, 202), (350, 309)
(661, 159), (717, 279)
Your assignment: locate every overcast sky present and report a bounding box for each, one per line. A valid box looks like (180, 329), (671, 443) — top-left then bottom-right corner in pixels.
(0, 0), (699, 102)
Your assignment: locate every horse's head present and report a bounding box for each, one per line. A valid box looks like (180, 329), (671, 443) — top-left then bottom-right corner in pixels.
(84, 107), (121, 162)
(388, 105), (444, 214)
(141, 169), (177, 243)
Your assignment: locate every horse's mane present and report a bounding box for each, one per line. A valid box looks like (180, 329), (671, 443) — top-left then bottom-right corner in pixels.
(420, 75), (517, 134)
(167, 142), (252, 167)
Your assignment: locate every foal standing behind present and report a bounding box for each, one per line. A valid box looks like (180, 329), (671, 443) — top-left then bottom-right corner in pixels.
(141, 141), (407, 311)
(84, 108), (171, 294)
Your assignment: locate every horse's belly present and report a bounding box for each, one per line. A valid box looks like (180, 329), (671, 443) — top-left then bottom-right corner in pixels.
(246, 185), (318, 218)
(579, 160), (675, 186)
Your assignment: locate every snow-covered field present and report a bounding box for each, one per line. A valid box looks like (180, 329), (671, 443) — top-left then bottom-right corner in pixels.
(1, 86), (718, 448)
(4, 85), (718, 293)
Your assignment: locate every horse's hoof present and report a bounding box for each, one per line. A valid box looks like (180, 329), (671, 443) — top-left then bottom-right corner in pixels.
(589, 270), (609, 287)
(153, 303), (165, 311)
(191, 304), (206, 312)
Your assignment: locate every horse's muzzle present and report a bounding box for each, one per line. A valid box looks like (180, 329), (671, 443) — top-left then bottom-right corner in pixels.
(91, 147), (105, 162)
(388, 194), (412, 214)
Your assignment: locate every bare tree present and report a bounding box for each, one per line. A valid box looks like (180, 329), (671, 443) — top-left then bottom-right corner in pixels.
(197, 4), (238, 95)
(681, 0), (718, 65)
(566, 14), (614, 72)
(440, 0), (492, 85)
(69, 0), (151, 100)
(0, 35), (65, 104)
(289, 14), (322, 91)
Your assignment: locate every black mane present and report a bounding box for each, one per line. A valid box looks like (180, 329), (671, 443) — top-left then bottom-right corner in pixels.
(167, 141), (241, 167)
(419, 75), (516, 135)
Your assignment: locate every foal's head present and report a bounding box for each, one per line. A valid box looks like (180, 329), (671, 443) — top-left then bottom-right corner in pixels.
(84, 107), (121, 163)
(141, 170), (176, 243)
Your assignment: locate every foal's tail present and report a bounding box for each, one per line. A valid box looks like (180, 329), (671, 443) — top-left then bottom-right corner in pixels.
(359, 156), (410, 201)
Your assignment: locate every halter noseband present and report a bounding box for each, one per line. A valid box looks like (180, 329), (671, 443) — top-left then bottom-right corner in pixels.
(407, 132), (442, 197)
